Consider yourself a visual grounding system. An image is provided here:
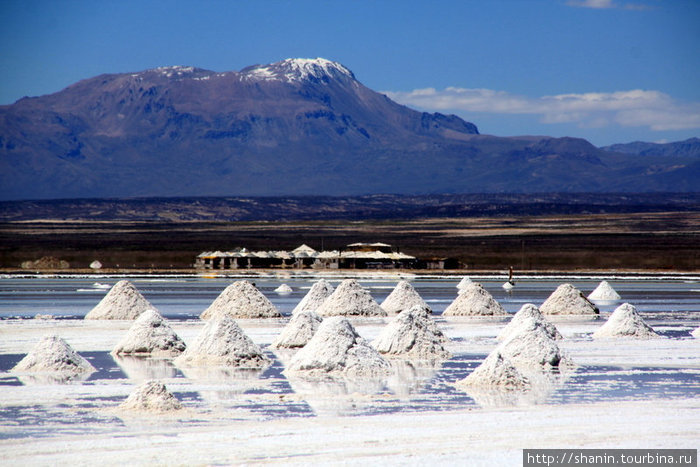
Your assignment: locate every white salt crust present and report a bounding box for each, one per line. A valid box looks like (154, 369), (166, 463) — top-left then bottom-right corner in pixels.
(200, 280), (281, 319)
(588, 281), (621, 301)
(85, 280), (155, 320)
(455, 352), (530, 390)
(540, 283), (599, 315)
(284, 316), (391, 378)
(118, 380), (183, 413)
(270, 310), (323, 349)
(12, 334), (95, 376)
(112, 309), (186, 357)
(292, 279), (334, 316)
(274, 284), (293, 294)
(443, 282), (506, 316)
(692, 327), (700, 338)
(372, 305), (450, 360)
(593, 303), (659, 339)
(498, 304), (562, 342)
(314, 279), (386, 317)
(495, 320), (571, 370)
(380, 281), (432, 315)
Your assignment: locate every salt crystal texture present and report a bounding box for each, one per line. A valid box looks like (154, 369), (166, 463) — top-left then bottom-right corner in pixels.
(443, 282), (506, 316)
(456, 276), (473, 291)
(112, 309), (186, 357)
(495, 320), (570, 370)
(275, 284), (293, 294)
(588, 281), (621, 301)
(200, 280), (281, 319)
(271, 310), (323, 349)
(498, 304), (562, 342)
(118, 380), (182, 413)
(380, 281), (432, 314)
(12, 334), (95, 376)
(314, 279), (386, 317)
(593, 303), (659, 339)
(372, 305), (450, 360)
(85, 280), (155, 320)
(292, 279), (334, 316)
(284, 316), (391, 377)
(540, 283), (599, 315)
(175, 316), (271, 368)
(455, 352), (530, 389)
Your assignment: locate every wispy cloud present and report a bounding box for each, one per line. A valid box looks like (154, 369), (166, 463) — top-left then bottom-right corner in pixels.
(384, 87), (700, 131)
(566, 0), (652, 10)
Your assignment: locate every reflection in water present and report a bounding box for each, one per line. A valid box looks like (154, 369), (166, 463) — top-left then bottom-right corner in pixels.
(386, 360), (441, 398)
(285, 375), (387, 417)
(113, 355), (179, 381)
(15, 371), (94, 385)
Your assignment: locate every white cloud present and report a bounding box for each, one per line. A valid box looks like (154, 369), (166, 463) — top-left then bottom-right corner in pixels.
(384, 87), (700, 132)
(566, 0), (652, 10)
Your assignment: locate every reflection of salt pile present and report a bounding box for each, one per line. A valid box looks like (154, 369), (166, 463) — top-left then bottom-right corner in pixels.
(372, 305), (450, 360)
(456, 352), (530, 390)
(284, 316), (391, 377)
(119, 380), (182, 413)
(443, 282), (506, 316)
(12, 334), (95, 378)
(588, 280), (621, 301)
(292, 279), (334, 315)
(593, 303), (659, 339)
(85, 280), (155, 320)
(498, 304), (562, 342)
(380, 281), (431, 314)
(275, 284), (293, 294)
(113, 355), (178, 381)
(271, 310), (323, 349)
(540, 283), (599, 315)
(112, 309), (186, 357)
(175, 316), (271, 368)
(314, 279), (386, 317)
(456, 276), (472, 291)
(200, 280), (281, 319)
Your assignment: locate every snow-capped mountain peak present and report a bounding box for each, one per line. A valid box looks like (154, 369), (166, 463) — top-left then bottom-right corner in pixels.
(242, 58), (355, 83)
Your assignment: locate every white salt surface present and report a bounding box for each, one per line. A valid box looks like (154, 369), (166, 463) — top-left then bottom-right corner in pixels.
(380, 280), (431, 314)
(270, 310), (322, 349)
(497, 304), (562, 342)
(495, 320), (570, 370)
(112, 309), (186, 357)
(11, 334), (95, 378)
(593, 303), (659, 339)
(372, 305), (450, 360)
(118, 380), (183, 413)
(315, 279), (386, 317)
(443, 282), (506, 316)
(200, 280), (281, 319)
(274, 284), (293, 294)
(540, 283), (599, 315)
(292, 279), (334, 315)
(588, 280), (621, 301)
(693, 327), (700, 338)
(84, 280), (155, 320)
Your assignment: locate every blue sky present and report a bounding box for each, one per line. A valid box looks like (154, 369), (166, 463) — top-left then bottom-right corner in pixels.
(1, 0), (698, 146)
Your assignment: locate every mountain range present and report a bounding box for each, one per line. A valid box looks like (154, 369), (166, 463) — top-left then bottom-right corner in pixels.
(1, 58), (698, 200)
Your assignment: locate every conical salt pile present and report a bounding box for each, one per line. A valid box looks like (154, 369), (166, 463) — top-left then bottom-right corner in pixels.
(112, 309), (187, 357)
(692, 327), (700, 338)
(498, 304), (562, 342)
(284, 316), (391, 378)
(85, 280), (155, 320)
(372, 305), (450, 360)
(118, 380), (182, 413)
(456, 276), (473, 291)
(443, 282), (506, 316)
(495, 319), (568, 370)
(200, 280), (281, 319)
(175, 316), (271, 368)
(593, 303), (659, 339)
(271, 310), (323, 349)
(588, 280), (621, 301)
(292, 279), (334, 315)
(314, 279), (386, 317)
(12, 334), (96, 376)
(540, 283), (599, 315)
(275, 284), (293, 294)
(455, 352), (530, 390)
(380, 280), (432, 315)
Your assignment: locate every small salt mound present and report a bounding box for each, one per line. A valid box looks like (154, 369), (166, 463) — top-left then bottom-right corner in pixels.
(588, 280), (621, 301)
(112, 309), (186, 357)
(692, 327), (700, 338)
(498, 304), (562, 342)
(12, 334), (95, 376)
(275, 284), (293, 294)
(292, 279), (334, 316)
(284, 316), (391, 378)
(455, 352), (530, 390)
(495, 320), (568, 370)
(314, 279), (386, 317)
(175, 316), (271, 368)
(271, 310), (323, 349)
(200, 280), (281, 319)
(443, 282), (506, 316)
(85, 280), (155, 320)
(118, 380), (182, 413)
(372, 305), (450, 360)
(380, 280), (432, 314)
(456, 276), (473, 291)
(593, 303), (659, 339)
(540, 283), (599, 315)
